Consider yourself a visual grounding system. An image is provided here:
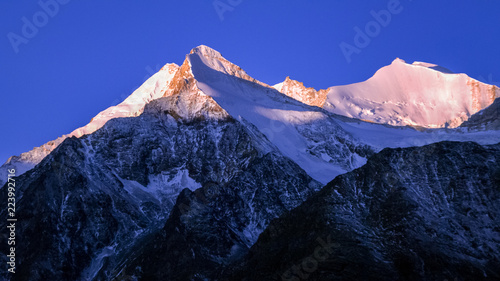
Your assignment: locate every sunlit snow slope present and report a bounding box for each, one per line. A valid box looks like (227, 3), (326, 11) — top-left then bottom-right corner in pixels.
(276, 58), (500, 128)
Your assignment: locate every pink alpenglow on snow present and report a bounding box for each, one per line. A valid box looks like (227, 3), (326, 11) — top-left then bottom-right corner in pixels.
(276, 58), (500, 128)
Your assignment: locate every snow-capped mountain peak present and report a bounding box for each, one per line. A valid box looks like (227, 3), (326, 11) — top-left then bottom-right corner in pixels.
(186, 46), (370, 184)
(189, 45), (250, 78)
(145, 51), (231, 122)
(275, 58), (499, 128)
(189, 45), (270, 88)
(325, 58), (499, 128)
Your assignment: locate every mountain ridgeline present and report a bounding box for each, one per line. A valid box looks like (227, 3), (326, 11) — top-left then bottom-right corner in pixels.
(0, 46), (499, 280)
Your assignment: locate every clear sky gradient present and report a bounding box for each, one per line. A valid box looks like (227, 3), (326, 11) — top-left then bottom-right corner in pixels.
(1, 0), (499, 164)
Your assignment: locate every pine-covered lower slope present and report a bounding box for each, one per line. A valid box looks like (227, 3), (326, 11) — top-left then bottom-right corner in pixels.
(226, 141), (500, 281)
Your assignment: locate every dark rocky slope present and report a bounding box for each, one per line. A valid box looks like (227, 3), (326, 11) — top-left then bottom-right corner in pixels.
(227, 141), (500, 281)
(116, 151), (319, 280)
(0, 94), (320, 280)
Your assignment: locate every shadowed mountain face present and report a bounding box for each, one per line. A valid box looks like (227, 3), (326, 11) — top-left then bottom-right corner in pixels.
(226, 141), (500, 281)
(116, 151), (320, 281)
(0, 108), (319, 280)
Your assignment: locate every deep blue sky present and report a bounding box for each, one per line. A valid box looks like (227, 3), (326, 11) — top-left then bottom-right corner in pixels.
(1, 0), (499, 164)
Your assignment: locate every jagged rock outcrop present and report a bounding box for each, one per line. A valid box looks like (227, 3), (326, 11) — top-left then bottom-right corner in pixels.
(273, 77), (328, 107)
